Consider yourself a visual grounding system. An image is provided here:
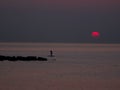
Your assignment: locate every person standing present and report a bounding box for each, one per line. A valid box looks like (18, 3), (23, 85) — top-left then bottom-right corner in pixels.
(50, 50), (53, 57)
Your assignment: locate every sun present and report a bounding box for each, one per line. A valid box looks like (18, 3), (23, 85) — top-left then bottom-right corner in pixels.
(91, 31), (100, 38)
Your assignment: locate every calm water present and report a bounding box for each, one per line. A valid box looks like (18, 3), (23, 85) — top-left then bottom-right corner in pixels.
(0, 43), (120, 90)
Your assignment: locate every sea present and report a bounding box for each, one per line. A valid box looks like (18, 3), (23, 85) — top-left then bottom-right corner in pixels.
(0, 43), (120, 90)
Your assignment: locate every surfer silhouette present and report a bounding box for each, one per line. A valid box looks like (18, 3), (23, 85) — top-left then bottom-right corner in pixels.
(50, 50), (53, 57)
(48, 50), (56, 61)
(49, 50), (54, 57)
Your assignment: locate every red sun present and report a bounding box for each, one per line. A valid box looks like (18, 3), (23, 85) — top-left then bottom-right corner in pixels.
(91, 31), (100, 38)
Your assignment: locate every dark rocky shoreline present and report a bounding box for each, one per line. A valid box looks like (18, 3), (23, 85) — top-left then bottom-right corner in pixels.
(0, 55), (47, 61)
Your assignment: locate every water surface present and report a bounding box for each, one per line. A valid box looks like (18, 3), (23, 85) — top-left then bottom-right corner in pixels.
(0, 43), (120, 90)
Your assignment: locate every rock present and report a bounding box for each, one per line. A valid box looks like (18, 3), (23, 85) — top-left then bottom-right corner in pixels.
(0, 55), (47, 61)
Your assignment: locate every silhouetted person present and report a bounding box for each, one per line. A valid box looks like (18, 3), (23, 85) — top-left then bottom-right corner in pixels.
(50, 50), (54, 57)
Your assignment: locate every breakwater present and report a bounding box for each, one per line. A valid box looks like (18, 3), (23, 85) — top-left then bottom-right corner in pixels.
(0, 55), (47, 61)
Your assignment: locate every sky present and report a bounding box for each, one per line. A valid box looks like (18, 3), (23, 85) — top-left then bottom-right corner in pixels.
(0, 0), (120, 43)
